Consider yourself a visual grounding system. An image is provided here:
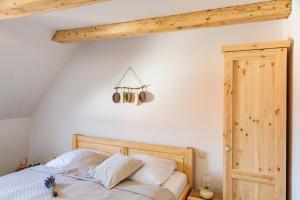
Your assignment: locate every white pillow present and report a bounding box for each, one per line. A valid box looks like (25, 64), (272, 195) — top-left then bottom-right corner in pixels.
(46, 149), (82, 169)
(129, 154), (177, 186)
(89, 154), (143, 189)
(60, 150), (109, 176)
(46, 149), (108, 170)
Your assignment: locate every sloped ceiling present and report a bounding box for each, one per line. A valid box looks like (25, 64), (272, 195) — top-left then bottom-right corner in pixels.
(0, 18), (78, 120)
(27, 0), (264, 29)
(0, 0), (264, 120)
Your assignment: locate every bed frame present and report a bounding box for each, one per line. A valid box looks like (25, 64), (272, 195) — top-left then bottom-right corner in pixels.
(72, 134), (194, 200)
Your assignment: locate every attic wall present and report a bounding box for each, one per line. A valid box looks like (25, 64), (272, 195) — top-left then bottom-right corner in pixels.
(28, 20), (284, 192)
(0, 18), (78, 120)
(0, 118), (31, 175)
(0, 17), (79, 175)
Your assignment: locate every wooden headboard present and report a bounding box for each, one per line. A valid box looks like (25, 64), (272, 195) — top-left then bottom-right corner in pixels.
(72, 134), (194, 187)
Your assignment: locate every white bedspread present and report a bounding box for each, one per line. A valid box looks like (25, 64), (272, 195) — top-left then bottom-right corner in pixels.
(0, 166), (175, 200)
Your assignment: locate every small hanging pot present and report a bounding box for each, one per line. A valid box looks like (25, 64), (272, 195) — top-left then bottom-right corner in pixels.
(112, 89), (121, 103)
(123, 88), (131, 103)
(129, 90), (136, 103)
(139, 88), (147, 103)
(122, 90), (127, 103)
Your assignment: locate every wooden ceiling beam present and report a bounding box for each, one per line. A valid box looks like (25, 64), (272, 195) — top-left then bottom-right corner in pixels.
(0, 0), (108, 20)
(52, 0), (292, 43)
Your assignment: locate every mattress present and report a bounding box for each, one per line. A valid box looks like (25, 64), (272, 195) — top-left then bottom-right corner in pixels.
(162, 171), (187, 199)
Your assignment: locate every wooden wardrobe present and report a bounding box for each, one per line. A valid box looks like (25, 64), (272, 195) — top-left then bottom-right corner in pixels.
(223, 40), (290, 200)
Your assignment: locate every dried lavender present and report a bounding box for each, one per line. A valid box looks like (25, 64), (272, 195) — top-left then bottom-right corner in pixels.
(44, 176), (58, 197)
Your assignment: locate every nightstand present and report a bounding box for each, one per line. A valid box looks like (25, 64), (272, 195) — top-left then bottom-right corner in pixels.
(187, 189), (222, 200)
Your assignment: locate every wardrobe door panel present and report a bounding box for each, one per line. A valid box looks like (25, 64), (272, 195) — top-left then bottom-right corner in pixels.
(223, 41), (289, 200)
(232, 179), (275, 200)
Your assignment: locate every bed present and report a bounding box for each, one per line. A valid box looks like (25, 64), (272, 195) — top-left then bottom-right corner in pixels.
(0, 134), (194, 200)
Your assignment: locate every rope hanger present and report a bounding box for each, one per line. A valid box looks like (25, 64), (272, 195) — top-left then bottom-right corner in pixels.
(114, 67), (150, 90)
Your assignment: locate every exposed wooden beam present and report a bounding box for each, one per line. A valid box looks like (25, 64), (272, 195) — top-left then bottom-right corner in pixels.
(0, 0), (108, 20)
(52, 0), (292, 43)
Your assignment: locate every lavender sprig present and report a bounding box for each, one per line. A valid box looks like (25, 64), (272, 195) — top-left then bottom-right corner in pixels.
(44, 176), (58, 197)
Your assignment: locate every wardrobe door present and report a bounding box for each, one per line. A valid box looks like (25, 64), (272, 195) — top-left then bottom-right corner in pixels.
(223, 41), (289, 200)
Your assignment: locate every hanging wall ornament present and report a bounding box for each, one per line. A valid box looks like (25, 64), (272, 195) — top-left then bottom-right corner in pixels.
(112, 67), (151, 105)
(138, 89), (147, 103)
(112, 89), (121, 103)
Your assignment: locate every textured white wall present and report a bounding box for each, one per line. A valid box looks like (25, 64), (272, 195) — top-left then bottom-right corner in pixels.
(0, 118), (31, 176)
(29, 21), (284, 192)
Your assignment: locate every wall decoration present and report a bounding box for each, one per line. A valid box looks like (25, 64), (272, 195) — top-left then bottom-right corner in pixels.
(112, 67), (151, 105)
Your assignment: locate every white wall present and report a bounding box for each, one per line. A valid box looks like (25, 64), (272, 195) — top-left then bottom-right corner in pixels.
(0, 18), (78, 120)
(0, 17), (77, 177)
(0, 118), (31, 176)
(29, 21), (284, 192)
(283, 0), (300, 199)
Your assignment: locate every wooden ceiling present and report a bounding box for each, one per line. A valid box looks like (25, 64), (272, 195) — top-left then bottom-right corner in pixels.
(0, 0), (292, 43)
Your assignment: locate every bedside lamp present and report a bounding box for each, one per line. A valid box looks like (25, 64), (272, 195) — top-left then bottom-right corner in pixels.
(199, 175), (214, 199)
